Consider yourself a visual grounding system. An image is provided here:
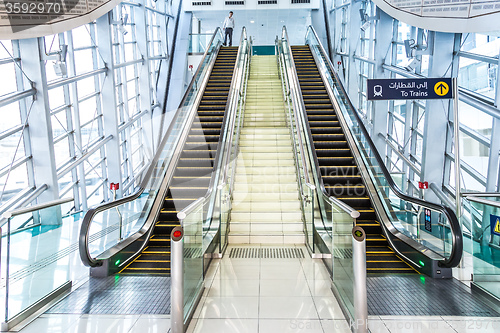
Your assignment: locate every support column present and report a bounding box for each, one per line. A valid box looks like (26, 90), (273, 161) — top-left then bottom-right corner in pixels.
(371, 11), (393, 155)
(347, 1), (363, 108)
(134, 1), (155, 158)
(18, 38), (60, 224)
(420, 32), (456, 204)
(96, 13), (124, 198)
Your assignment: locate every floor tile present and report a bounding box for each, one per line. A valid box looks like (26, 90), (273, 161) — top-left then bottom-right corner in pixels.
(381, 318), (456, 333)
(313, 296), (345, 320)
(127, 316), (170, 333)
(259, 296), (319, 319)
(259, 319), (325, 333)
(208, 279), (260, 297)
(16, 314), (82, 333)
(197, 297), (259, 319)
(259, 279), (312, 297)
(320, 319), (353, 333)
(190, 318), (259, 333)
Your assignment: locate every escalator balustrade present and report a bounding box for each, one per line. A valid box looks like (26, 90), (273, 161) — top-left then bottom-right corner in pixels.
(291, 45), (416, 274)
(119, 47), (238, 275)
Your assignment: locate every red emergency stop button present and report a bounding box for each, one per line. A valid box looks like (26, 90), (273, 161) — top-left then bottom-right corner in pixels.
(171, 226), (183, 241)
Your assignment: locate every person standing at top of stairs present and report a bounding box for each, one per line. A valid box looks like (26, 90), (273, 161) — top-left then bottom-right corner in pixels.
(223, 11), (234, 47)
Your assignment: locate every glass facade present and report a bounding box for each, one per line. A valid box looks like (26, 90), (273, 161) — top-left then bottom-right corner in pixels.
(0, 0), (176, 226)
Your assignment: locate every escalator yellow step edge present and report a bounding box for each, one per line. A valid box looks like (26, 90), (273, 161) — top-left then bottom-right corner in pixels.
(149, 238), (172, 242)
(135, 260), (171, 263)
(125, 267), (171, 271)
(173, 176), (211, 179)
(367, 268), (414, 271)
(323, 175), (361, 178)
(179, 158), (215, 160)
(367, 251), (394, 254)
(143, 251), (171, 254)
(325, 185), (365, 188)
(164, 198), (198, 201)
(169, 187), (208, 189)
(119, 272), (171, 275)
(367, 260), (404, 263)
(178, 167), (213, 169)
(318, 156), (354, 159)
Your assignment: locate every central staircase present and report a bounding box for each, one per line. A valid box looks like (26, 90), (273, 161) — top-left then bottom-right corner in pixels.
(228, 55), (304, 244)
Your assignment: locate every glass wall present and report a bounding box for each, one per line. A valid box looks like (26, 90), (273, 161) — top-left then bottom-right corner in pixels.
(0, 0), (177, 228)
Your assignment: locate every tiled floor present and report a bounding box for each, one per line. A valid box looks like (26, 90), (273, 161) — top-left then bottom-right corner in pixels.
(186, 244), (350, 333)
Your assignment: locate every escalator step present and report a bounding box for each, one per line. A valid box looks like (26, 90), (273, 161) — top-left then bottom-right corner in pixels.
(120, 46), (236, 276)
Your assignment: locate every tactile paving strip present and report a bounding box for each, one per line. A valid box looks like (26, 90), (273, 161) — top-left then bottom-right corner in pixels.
(229, 247), (305, 258)
(47, 275), (171, 314)
(367, 275), (500, 316)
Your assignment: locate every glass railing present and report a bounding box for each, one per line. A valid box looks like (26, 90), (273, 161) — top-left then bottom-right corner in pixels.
(279, 26), (360, 320)
(303, 25), (462, 269)
(79, 28), (225, 268)
(278, 28), (359, 260)
(188, 33), (214, 54)
(462, 193), (500, 300)
(1, 198), (75, 325)
(176, 27), (251, 323)
(217, 33), (252, 253)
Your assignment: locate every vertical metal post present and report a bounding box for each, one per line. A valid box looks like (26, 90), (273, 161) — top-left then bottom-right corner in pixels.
(171, 225), (184, 333)
(452, 77), (463, 267)
(352, 226), (368, 333)
(4, 218), (11, 324)
(452, 78), (461, 219)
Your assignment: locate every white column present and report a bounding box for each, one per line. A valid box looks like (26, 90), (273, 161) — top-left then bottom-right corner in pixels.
(96, 13), (124, 198)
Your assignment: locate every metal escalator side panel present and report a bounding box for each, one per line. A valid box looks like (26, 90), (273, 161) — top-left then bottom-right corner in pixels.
(291, 45), (417, 275)
(119, 47), (239, 276)
(79, 34), (226, 273)
(295, 35), (462, 276)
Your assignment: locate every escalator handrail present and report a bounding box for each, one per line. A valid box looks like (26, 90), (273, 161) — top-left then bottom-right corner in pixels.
(193, 28), (251, 233)
(178, 28), (251, 221)
(219, 28), (250, 188)
(305, 25), (462, 268)
(79, 28), (224, 268)
(281, 27), (360, 221)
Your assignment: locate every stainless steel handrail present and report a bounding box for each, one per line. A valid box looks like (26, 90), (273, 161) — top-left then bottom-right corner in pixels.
(2, 197), (74, 219)
(280, 26), (360, 220)
(177, 27), (250, 220)
(462, 192), (500, 197)
(464, 196), (500, 208)
(305, 25), (462, 268)
(79, 28), (224, 268)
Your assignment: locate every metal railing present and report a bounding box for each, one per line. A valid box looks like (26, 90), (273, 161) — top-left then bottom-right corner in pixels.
(278, 27), (360, 256)
(303, 25), (463, 269)
(177, 27), (252, 255)
(78, 28), (225, 269)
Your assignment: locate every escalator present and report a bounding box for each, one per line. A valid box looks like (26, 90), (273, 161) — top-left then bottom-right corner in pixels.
(119, 47), (238, 275)
(291, 46), (415, 274)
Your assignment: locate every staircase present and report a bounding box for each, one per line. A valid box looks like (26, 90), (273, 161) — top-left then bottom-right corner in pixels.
(118, 47), (238, 275)
(228, 55), (304, 244)
(291, 45), (415, 274)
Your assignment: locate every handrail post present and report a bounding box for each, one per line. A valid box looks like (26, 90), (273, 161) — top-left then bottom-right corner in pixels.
(352, 226), (368, 333)
(171, 225), (184, 333)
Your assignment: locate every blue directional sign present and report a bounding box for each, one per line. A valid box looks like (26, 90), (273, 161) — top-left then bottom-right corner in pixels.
(367, 78), (453, 100)
(491, 214), (500, 237)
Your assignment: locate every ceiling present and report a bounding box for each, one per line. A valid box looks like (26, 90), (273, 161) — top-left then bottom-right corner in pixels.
(192, 9), (312, 45)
